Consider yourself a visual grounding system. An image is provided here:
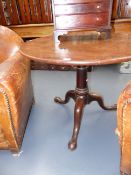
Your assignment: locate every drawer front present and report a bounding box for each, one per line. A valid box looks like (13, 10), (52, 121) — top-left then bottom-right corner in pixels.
(53, 0), (106, 5)
(54, 2), (110, 15)
(55, 13), (109, 29)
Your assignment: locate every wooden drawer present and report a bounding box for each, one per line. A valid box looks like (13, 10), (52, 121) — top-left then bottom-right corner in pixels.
(53, 0), (105, 5)
(54, 2), (110, 16)
(55, 13), (109, 29)
(52, 0), (113, 42)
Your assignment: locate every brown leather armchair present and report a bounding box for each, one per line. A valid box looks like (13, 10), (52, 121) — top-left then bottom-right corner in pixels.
(116, 81), (131, 175)
(0, 25), (34, 153)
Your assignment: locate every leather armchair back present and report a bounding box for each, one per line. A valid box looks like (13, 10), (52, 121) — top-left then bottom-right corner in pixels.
(0, 25), (23, 62)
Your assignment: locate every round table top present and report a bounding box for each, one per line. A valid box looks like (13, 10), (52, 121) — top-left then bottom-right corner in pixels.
(20, 33), (131, 66)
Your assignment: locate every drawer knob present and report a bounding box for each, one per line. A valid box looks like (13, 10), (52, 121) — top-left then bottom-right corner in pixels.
(96, 5), (101, 9)
(96, 17), (100, 21)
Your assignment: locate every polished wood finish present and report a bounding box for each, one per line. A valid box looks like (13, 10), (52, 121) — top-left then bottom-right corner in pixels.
(0, 0), (52, 25)
(112, 0), (119, 19)
(54, 2), (110, 15)
(118, 0), (131, 18)
(54, 0), (106, 4)
(9, 24), (54, 38)
(5, 0), (130, 71)
(0, 1), (6, 25)
(31, 61), (76, 70)
(20, 33), (131, 150)
(8, 19), (131, 38)
(20, 33), (131, 66)
(55, 67), (116, 150)
(112, 19), (131, 34)
(55, 13), (109, 29)
(112, 0), (131, 19)
(0, 0), (130, 27)
(52, 0), (113, 42)
(0, 0), (131, 30)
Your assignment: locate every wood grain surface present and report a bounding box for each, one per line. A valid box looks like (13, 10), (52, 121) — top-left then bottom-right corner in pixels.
(20, 33), (131, 66)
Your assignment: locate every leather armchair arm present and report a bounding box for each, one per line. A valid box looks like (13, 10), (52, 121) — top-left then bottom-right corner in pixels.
(117, 81), (131, 175)
(0, 53), (33, 152)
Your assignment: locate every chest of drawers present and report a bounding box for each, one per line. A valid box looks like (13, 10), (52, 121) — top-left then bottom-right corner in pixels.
(52, 0), (113, 42)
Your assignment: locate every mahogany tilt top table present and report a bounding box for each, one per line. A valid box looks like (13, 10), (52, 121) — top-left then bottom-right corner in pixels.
(20, 33), (131, 150)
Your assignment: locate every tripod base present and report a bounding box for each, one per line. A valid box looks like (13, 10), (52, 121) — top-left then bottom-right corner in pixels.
(54, 67), (117, 150)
